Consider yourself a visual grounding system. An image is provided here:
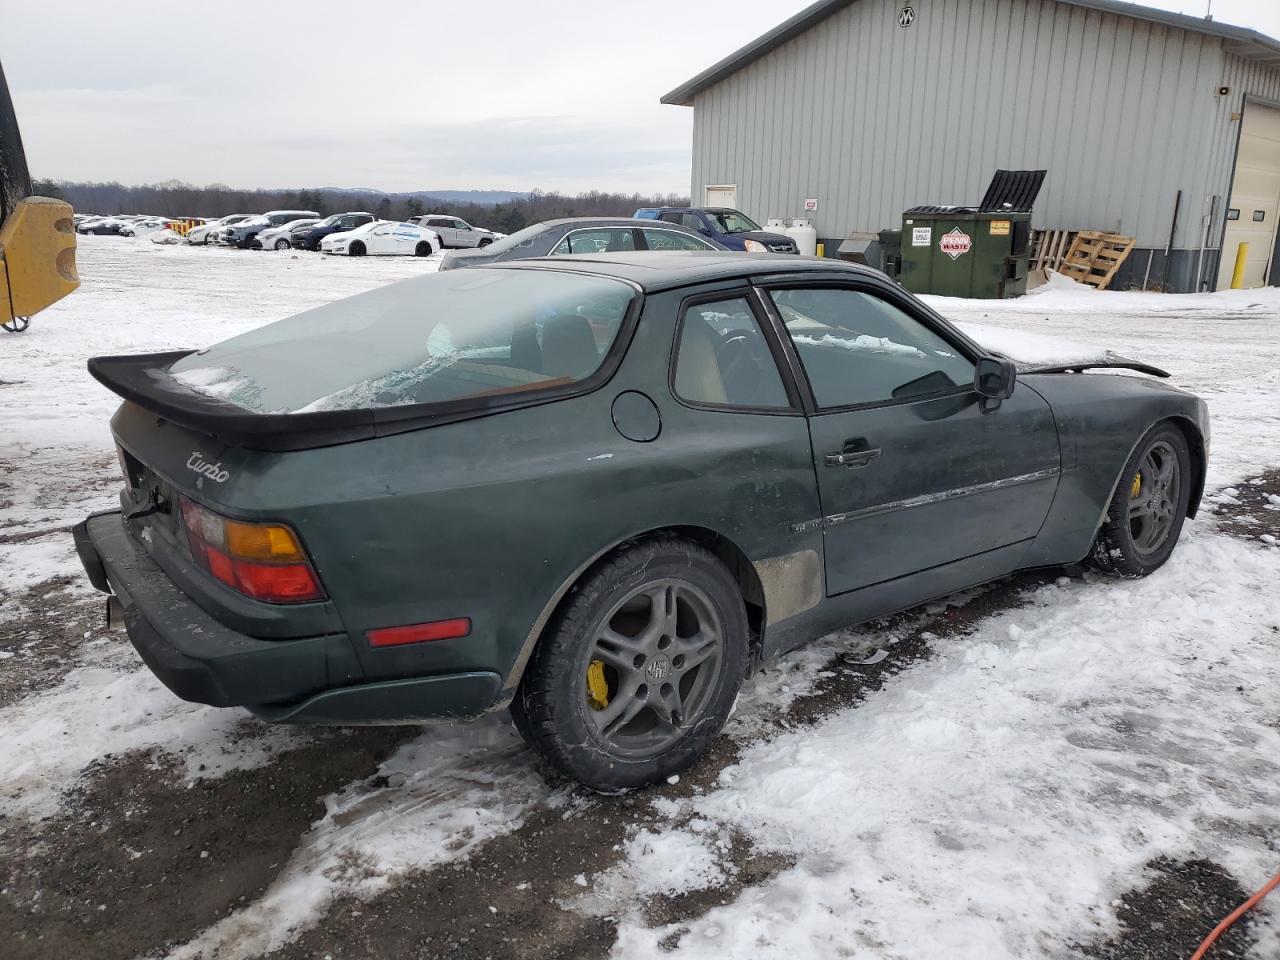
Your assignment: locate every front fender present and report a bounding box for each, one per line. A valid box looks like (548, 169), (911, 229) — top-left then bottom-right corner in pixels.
(1018, 373), (1209, 567)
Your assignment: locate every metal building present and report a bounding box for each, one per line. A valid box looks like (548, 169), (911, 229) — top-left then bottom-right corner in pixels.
(662, 0), (1280, 291)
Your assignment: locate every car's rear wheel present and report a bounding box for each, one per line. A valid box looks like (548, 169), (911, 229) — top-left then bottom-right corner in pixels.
(512, 538), (748, 792)
(274, 237), (290, 250)
(349, 241), (366, 257)
(414, 240), (433, 257)
(1090, 422), (1191, 578)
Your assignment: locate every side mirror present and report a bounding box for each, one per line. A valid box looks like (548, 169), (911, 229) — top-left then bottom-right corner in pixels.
(974, 356), (1016, 411)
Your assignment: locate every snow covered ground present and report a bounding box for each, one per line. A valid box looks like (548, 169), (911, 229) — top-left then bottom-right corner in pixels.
(1, 238), (1278, 960)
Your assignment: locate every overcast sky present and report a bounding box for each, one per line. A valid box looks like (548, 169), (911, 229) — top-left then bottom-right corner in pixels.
(4, 0), (1278, 195)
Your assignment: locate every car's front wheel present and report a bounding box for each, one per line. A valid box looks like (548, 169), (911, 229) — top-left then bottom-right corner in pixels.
(1090, 422), (1192, 577)
(274, 237), (290, 250)
(513, 538), (748, 792)
(349, 241), (366, 257)
(478, 237), (493, 248)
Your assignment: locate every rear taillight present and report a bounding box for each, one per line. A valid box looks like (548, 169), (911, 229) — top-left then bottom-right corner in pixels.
(179, 496), (325, 603)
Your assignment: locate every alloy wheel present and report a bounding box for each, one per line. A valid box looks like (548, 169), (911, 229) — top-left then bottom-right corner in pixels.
(583, 580), (724, 759)
(1128, 439), (1181, 556)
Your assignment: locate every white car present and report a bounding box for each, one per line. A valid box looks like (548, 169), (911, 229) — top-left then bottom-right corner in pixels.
(253, 218), (320, 250)
(187, 214), (252, 245)
(413, 214), (500, 249)
(120, 217), (168, 237)
(320, 220), (440, 257)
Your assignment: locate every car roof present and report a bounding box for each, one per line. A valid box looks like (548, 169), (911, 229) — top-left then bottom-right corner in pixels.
(538, 217), (702, 230)
(489, 251), (879, 292)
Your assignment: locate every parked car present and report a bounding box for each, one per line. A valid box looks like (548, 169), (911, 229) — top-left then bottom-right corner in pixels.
(78, 215), (136, 235)
(120, 217), (168, 238)
(188, 214), (253, 245)
(411, 214), (499, 249)
(320, 220), (439, 257)
(223, 210), (319, 250)
(290, 212), (376, 251)
(438, 217), (726, 270)
(253, 218), (320, 251)
(635, 206), (798, 253)
(75, 253), (1209, 791)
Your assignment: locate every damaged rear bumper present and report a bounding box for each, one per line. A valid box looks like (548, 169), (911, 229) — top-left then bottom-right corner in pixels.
(72, 511), (500, 723)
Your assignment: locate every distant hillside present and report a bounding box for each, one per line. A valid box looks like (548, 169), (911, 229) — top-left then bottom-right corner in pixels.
(321, 187), (527, 205)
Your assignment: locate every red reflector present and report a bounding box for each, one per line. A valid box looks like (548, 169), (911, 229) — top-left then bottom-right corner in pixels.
(367, 618), (471, 648)
(233, 560), (323, 602)
(205, 546), (237, 587)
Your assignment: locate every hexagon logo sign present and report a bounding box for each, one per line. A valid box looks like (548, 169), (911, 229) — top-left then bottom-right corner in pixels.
(897, 6), (916, 27)
(939, 227), (972, 259)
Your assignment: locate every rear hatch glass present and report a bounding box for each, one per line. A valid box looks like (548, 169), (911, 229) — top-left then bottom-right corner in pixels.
(167, 268), (635, 414)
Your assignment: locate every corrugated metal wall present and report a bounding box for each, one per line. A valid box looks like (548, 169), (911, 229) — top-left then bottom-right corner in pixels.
(688, 0), (1276, 249)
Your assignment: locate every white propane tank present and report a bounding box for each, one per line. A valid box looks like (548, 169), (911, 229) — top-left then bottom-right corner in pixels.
(785, 218), (818, 256)
(766, 217), (787, 231)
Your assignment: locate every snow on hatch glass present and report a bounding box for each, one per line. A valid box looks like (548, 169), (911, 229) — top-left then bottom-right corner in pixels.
(167, 269), (635, 414)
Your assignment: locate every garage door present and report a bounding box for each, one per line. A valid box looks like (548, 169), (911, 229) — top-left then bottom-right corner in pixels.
(1218, 102), (1280, 290)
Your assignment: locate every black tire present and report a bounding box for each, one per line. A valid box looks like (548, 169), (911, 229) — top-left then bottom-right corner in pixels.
(512, 538), (748, 792)
(1090, 422), (1192, 578)
(274, 237), (290, 250)
(478, 238), (493, 248)
(414, 240), (433, 257)
(349, 241), (366, 257)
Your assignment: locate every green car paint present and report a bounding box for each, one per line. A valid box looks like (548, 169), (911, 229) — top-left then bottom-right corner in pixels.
(74, 254), (1209, 727)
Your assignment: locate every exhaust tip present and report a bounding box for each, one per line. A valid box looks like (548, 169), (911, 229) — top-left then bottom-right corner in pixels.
(106, 596), (126, 632)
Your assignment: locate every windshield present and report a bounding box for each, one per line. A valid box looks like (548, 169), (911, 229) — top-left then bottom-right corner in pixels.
(168, 269), (636, 414)
(708, 210), (761, 234)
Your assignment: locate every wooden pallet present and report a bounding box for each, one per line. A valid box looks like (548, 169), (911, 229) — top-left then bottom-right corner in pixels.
(1057, 230), (1136, 290)
(1030, 228), (1076, 272)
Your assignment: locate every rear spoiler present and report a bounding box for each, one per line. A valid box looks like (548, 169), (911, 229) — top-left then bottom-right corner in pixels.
(88, 351), (499, 452)
(1019, 360), (1171, 379)
(88, 350), (591, 452)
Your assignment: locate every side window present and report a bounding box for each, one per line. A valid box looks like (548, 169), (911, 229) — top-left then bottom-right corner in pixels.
(551, 228), (636, 255)
(770, 288), (975, 408)
(643, 229), (713, 251)
(674, 297), (790, 409)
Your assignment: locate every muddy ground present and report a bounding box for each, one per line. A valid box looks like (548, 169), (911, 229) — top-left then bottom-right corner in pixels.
(3, 474), (1277, 960)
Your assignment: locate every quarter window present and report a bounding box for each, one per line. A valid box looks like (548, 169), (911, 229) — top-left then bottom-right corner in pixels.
(551, 228), (637, 255)
(673, 297), (789, 409)
(642, 229), (714, 251)
(770, 288), (974, 408)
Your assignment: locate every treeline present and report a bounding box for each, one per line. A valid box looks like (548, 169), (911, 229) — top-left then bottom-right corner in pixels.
(35, 179), (690, 234)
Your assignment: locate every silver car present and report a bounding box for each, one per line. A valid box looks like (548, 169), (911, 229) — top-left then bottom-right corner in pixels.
(412, 215), (499, 249)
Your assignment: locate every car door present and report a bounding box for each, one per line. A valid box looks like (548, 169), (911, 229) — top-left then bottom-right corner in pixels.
(760, 280), (1061, 596)
(367, 224), (396, 255)
(451, 219), (480, 247)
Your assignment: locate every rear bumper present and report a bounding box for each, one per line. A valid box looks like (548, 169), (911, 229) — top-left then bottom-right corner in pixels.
(73, 511), (501, 722)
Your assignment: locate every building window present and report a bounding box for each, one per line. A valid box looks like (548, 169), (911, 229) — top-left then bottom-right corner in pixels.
(1252, 210), (1266, 222)
(1227, 209), (1240, 221)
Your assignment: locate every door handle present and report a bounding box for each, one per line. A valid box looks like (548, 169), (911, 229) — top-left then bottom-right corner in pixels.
(824, 448), (881, 468)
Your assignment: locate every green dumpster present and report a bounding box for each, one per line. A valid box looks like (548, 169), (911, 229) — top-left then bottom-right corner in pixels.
(897, 169), (1045, 299)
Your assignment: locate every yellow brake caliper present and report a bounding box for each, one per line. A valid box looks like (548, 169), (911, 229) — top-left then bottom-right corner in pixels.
(586, 659), (610, 710)
(1131, 472), (1142, 499)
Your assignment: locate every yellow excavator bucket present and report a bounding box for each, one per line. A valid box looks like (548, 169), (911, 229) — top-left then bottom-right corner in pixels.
(0, 196), (79, 324)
